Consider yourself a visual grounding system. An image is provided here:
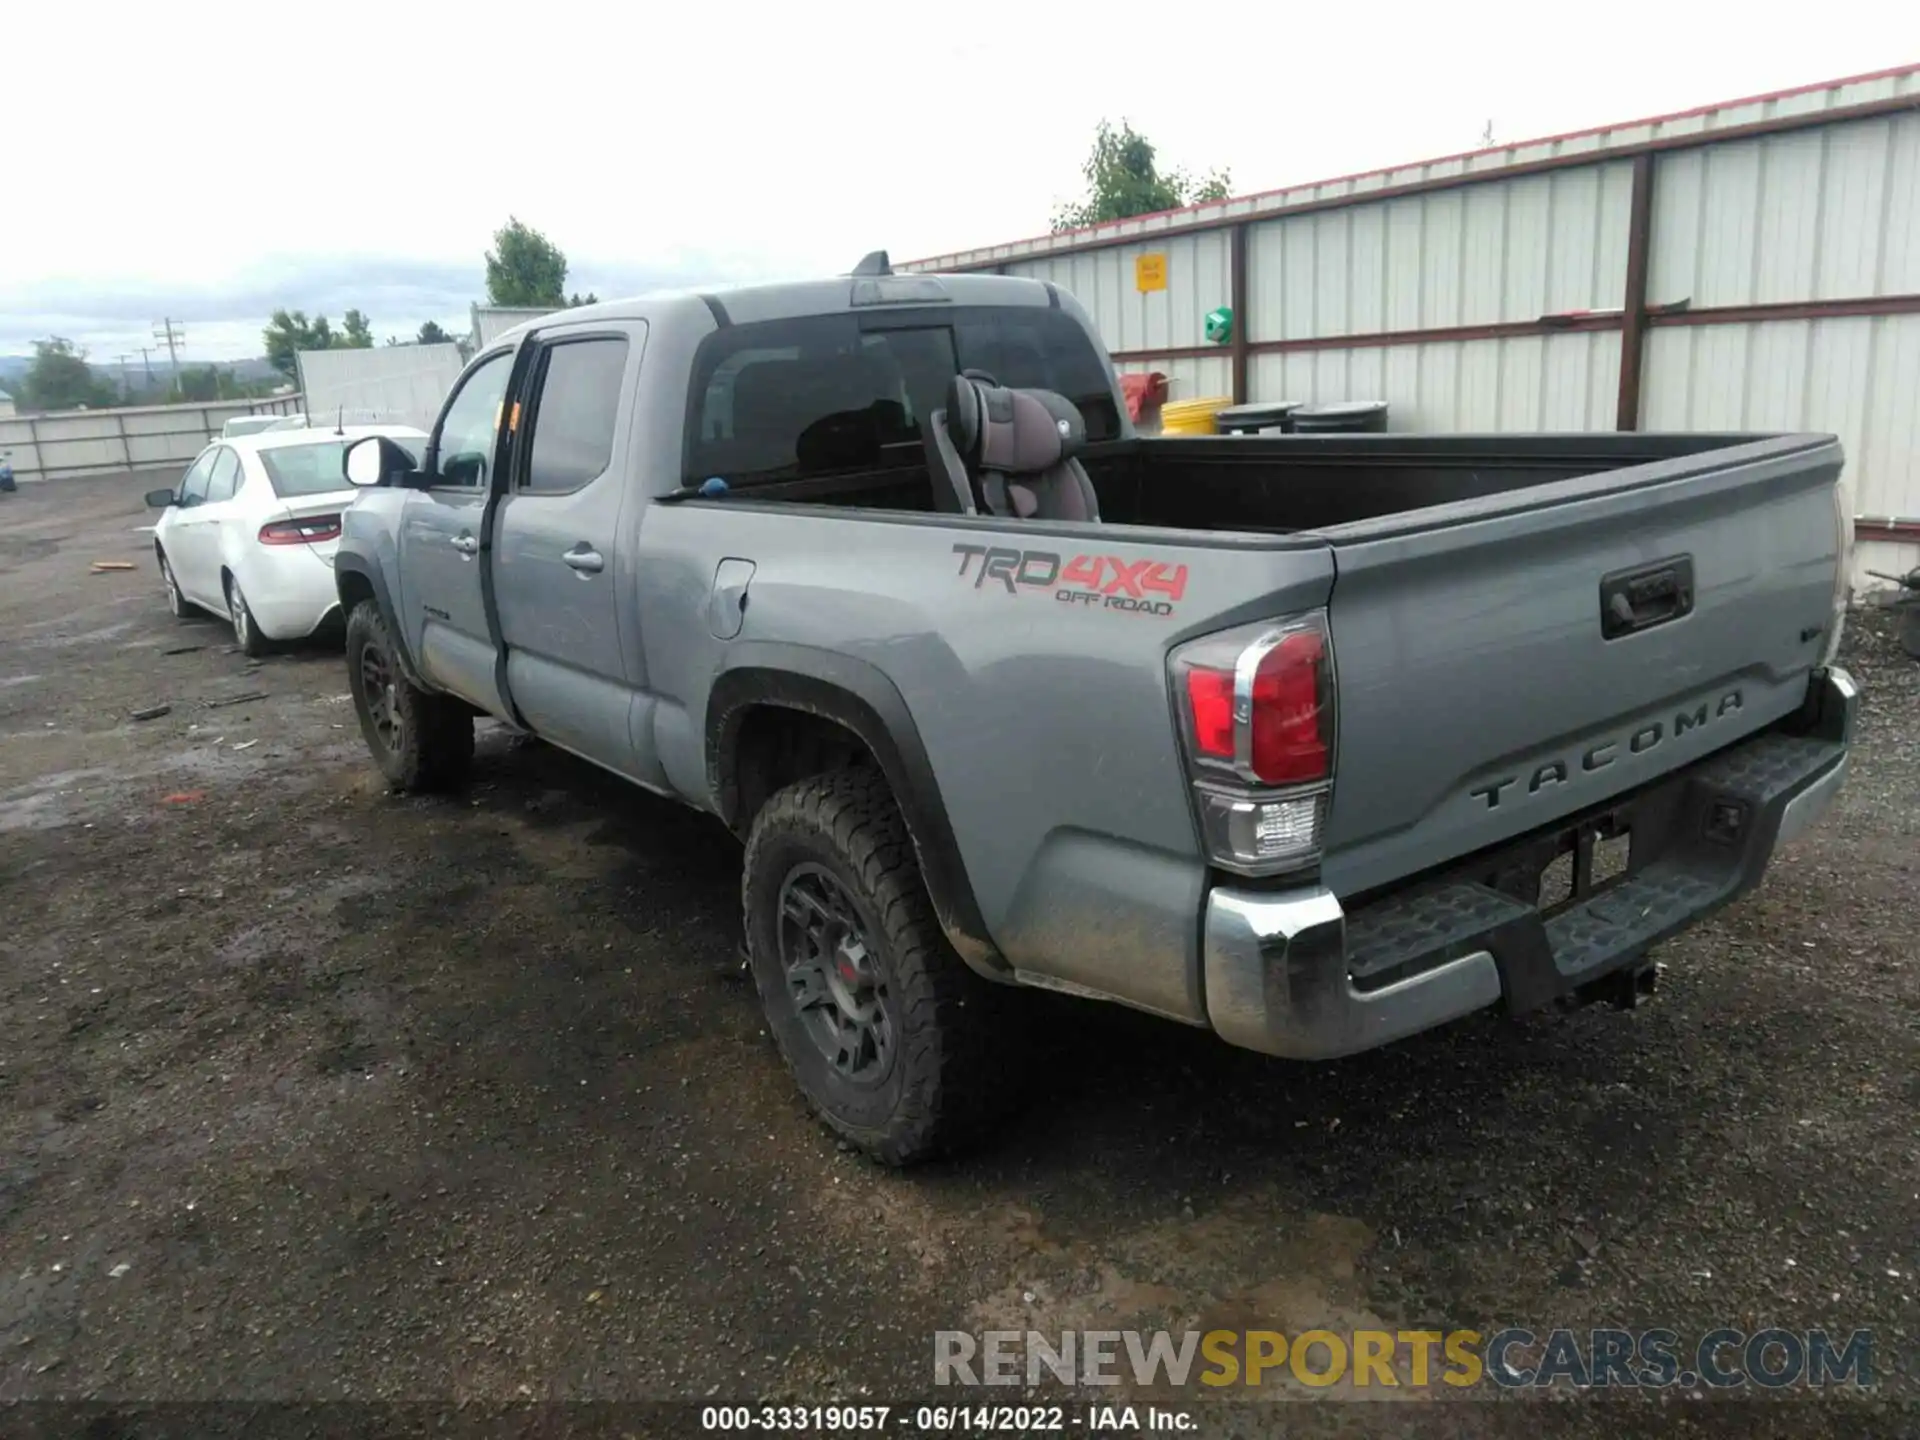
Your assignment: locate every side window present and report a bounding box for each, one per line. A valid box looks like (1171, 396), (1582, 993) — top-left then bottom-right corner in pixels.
(432, 352), (514, 489)
(204, 447), (240, 503)
(178, 451), (217, 506)
(684, 314), (927, 483)
(520, 338), (629, 494)
(954, 311), (1121, 441)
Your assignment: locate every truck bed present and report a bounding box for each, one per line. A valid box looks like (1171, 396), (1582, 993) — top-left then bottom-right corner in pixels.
(1084, 431), (1778, 536)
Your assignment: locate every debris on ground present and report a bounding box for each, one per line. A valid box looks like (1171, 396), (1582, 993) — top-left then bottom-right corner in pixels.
(231, 739), (258, 751)
(160, 790), (205, 805)
(90, 561), (136, 573)
(161, 645), (204, 657)
(129, 703), (172, 722)
(204, 691), (268, 709)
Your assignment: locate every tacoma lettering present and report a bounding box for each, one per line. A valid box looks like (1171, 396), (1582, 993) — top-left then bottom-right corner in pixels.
(1470, 691), (1745, 810)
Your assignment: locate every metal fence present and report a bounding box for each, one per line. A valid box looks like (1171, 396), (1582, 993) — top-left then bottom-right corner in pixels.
(0, 395), (306, 484)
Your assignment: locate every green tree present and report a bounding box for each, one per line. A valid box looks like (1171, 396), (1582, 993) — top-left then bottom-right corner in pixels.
(340, 308), (374, 348)
(417, 319), (454, 345)
(567, 291), (599, 308)
(263, 310), (336, 378)
(485, 216), (568, 307)
(19, 337), (117, 411)
(171, 365), (242, 403)
(1052, 120), (1232, 232)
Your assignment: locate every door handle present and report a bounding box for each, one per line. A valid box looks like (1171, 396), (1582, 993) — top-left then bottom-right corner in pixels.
(1599, 555), (1695, 639)
(450, 533), (479, 556)
(563, 545), (604, 575)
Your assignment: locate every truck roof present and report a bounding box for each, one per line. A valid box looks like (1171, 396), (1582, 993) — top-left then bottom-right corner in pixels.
(489, 271), (1058, 346)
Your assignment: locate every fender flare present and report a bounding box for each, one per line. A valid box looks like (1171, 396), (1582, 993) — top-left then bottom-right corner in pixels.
(333, 554), (429, 691)
(706, 645), (1002, 974)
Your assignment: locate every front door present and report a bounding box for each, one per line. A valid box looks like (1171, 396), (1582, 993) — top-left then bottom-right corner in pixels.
(400, 349), (516, 714)
(164, 448), (226, 606)
(490, 326), (643, 774)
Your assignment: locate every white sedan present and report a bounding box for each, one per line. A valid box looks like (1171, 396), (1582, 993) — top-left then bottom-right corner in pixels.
(145, 425), (427, 655)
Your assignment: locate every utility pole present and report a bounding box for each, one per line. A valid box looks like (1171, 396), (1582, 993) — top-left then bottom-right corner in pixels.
(136, 347), (156, 393)
(112, 354), (133, 402)
(153, 318), (185, 397)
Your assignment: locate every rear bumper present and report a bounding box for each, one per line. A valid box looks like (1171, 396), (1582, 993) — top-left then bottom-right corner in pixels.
(1204, 667), (1856, 1060)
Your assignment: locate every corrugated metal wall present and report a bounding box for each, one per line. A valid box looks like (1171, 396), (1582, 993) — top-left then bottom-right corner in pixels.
(954, 68), (1920, 590)
(1250, 165), (1634, 339)
(472, 305), (557, 346)
(1641, 110), (1920, 585)
(296, 344), (466, 432)
(1250, 332), (1623, 432)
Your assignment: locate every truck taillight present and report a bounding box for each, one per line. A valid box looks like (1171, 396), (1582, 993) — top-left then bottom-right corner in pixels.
(1171, 613), (1335, 876)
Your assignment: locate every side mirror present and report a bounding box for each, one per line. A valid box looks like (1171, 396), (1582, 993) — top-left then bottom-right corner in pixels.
(144, 487), (177, 508)
(344, 435), (419, 488)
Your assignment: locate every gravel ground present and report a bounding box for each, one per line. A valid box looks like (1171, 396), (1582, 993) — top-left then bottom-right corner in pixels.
(0, 473), (1915, 1436)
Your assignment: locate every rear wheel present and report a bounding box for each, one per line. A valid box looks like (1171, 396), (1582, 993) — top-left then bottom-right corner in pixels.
(742, 767), (1006, 1166)
(159, 550), (199, 620)
(345, 600), (473, 791)
(225, 575), (273, 658)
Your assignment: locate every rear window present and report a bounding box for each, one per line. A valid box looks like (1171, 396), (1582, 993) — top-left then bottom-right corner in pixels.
(684, 307), (1119, 485)
(258, 441), (355, 497)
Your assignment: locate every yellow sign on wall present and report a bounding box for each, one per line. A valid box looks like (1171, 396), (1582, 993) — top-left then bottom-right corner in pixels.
(1135, 252), (1168, 293)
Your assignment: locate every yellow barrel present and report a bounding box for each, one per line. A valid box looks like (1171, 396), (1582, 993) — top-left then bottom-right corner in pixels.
(1159, 395), (1233, 436)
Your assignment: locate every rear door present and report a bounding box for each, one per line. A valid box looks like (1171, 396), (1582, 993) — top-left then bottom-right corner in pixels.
(491, 326), (641, 771)
(1317, 439), (1845, 898)
(401, 350), (516, 713)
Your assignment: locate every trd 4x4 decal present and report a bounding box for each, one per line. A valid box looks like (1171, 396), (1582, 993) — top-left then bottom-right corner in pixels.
(951, 543), (1188, 617)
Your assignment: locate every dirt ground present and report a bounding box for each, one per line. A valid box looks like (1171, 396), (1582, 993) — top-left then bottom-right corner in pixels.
(1, 472), (1915, 1434)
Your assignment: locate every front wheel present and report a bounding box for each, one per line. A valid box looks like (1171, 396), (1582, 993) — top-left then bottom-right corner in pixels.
(344, 600), (473, 791)
(742, 767), (1007, 1166)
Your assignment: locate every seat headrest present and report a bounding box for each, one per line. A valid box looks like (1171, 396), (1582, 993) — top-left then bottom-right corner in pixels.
(945, 375), (1084, 475)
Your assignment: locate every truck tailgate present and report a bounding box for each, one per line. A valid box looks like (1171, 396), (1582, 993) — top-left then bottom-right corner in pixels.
(1318, 436), (1845, 898)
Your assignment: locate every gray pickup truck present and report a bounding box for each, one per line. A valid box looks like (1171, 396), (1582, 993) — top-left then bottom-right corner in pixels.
(333, 260), (1856, 1164)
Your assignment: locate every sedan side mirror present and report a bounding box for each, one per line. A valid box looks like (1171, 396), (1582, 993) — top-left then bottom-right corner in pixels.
(344, 435), (421, 488)
(144, 487), (177, 508)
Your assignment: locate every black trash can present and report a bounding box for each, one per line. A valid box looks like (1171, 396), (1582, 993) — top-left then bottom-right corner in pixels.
(1290, 400), (1389, 434)
(1215, 401), (1301, 436)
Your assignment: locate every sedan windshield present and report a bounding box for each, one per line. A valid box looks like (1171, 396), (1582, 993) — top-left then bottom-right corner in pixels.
(258, 441), (354, 497)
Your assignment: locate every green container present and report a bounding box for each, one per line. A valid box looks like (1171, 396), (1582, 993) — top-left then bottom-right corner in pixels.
(1204, 306), (1234, 344)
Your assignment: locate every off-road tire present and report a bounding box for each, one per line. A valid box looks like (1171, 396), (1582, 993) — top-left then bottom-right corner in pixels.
(743, 767), (1005, 1166)
(345, 600), (473, 792)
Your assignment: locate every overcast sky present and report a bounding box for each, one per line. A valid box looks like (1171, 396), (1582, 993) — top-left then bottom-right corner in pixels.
(3, 2), (1911, 362)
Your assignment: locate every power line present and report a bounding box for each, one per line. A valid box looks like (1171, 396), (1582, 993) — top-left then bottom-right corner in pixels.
(153, 319), (185, 394)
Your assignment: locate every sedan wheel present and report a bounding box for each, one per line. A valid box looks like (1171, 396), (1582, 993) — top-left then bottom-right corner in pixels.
(160, 552), (196, 619)
(226, 577), (271, 658)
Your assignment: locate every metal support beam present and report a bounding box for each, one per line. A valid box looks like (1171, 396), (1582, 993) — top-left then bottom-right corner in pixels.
(1616, 154), (1655, 431)
(1229, 223), (1250, 405)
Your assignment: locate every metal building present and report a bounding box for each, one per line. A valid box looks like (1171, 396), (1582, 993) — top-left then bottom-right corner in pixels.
(905, 64), (1920, 590)
(295, 344), (466, 431)
(471, 303), (557, 349)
